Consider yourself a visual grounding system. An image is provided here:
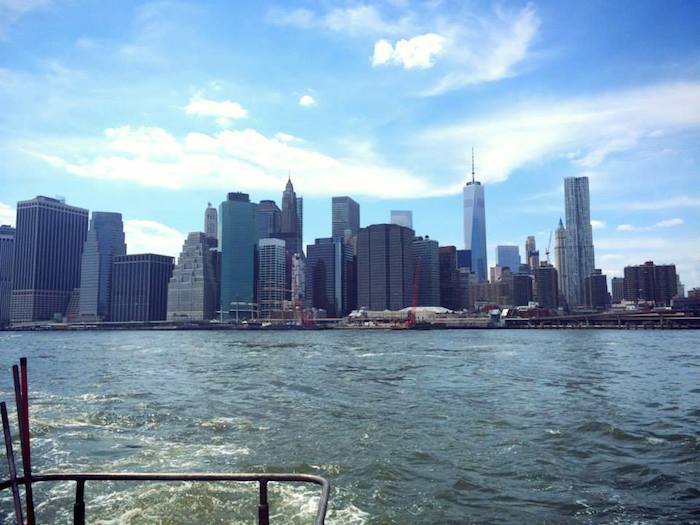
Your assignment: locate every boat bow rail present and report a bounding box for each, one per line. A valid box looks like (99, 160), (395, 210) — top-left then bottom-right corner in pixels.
(0, 358), (330, 525)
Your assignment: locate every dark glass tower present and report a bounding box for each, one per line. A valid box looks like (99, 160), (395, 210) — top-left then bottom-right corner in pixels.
(78, 212), (126, 321)
(10, 196), (88, 323)
(305, 237), (354, 317)
(111, 254), (174, 322)
(413, 236), (440, 306)
(332, 196), (360, 240)
(0, 225), (15, 326)
(357, 224), (414, 311)
(256, 200), (282, 240)
(463, 152), (487, 282)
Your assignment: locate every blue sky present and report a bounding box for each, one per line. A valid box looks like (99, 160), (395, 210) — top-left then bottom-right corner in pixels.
(1, 0), (699, 287)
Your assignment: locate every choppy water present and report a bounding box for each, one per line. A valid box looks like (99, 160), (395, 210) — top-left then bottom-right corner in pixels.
(0, 330), (698, 524)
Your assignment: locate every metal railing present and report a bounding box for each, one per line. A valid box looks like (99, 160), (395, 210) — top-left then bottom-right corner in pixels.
(0, 358), (330, 525)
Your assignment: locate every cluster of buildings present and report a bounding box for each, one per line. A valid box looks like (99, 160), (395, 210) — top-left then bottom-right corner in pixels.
(0, 166), (694, 328)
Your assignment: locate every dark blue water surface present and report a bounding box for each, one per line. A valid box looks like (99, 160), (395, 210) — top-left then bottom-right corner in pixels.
(0, 330), (698, 524)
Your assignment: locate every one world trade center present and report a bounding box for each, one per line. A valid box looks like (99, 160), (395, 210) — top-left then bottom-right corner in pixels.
(463, 150), (487, 282)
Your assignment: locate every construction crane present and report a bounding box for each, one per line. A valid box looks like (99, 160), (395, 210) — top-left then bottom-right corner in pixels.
(545, 230), (553, 263)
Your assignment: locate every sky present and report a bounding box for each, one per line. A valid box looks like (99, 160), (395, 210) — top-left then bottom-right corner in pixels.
(1, 0), (699, 288)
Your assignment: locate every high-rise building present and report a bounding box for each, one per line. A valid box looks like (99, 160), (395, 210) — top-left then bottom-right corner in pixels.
(205, 203), (218, 241)
(280, 178), (302, 255)
(456, 249), (471, 270)
(390, 210), (413, 229)
(10, 196), (88, 323)
(257, 238), (287, 319)
(623, 261), (678, 306)
(291, 253), (306, 311)
(554, 218), (568, 305)
(78, 212), (126, 321)
(296, 197), (303, 250)
(439, 246), (462, 311)
(463, 153), (487, 282)
(0, 225), (15, 326)
(357, 224), (414, 310)
(305, 238), (355, 317)
(332, 196), (360, 240)
(525, 236), (539, 269)
(111, 254), (173, 322)
(564, 176), (595, 306)
(219, 192), (258, 319)
(413, 236), (440, 306)
(496, 245), (520, 273)
(676, 275), (685, 299)
(512, 273), (533, 306)
(256, 200), (282, 240)
(584, 269), (608, 309)
(611, 277), (624, 304)
(534, 263), (559, 309)
(167, 232), (219, 321)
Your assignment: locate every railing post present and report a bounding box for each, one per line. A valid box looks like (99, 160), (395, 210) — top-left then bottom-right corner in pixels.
(258, 480), (269, 525)
(74, 479), (85, 525)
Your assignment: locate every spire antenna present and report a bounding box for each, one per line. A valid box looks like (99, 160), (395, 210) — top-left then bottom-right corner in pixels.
(471, 147), (475, 184)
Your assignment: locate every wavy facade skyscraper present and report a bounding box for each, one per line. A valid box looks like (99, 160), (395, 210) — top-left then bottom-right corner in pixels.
(463, 152), (487, 282)
(564, 176), (595, 306)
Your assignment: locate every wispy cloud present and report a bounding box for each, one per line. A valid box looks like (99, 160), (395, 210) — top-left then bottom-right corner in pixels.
(33, 125), (444, 198)
(590, 219), (606, 230)
(0, 0), (50, 39)
(617, 217), (684, 232)
(0, 201), (15, 226)
(616, 196), (700, 211)
(184, 94), (248, 127)
(372, 33), (446, 69)
(124, 219), (184, 257)
(422, 81), (700, 184)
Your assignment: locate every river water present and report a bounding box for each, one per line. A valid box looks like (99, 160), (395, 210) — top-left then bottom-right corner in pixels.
(0, 330), (698, 524)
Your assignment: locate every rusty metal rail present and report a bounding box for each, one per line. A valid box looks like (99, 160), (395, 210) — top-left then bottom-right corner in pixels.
(0, 359), (330, 524)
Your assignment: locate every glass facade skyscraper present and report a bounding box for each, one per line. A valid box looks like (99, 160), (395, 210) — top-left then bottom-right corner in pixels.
(78, 211), (126, 321)
(257, 238), (287, 318)
(564, 176), (595, 306)
(413, 236), (440, 306)
(219, 192), (258, 319)
(306, 237), (355, 317)
(111, 254), (174, 322)
(496, 245), (521, 273)
(332, 196), (360, 240)
(390, 210), (412, 229)
(463, 177), (487, 282)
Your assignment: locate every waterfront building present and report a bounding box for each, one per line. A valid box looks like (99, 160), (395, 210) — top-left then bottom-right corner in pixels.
(456, 249), (471, 270)
(305, 238), (354, 317)
(496, 245), (520, 273)
(390, 210), (413, 229)
(584, 269), (609, 309)
(0, 225), (15, 326)
(257, 238), (287, 319)
(219, 192), (258, 319)
(332, 196), (360, 240)
(463, 153), (487, 282)
(623, 261), (677, 306)
(470, 277), (511, 309)
(439, 246), (461, 311)
(554, 218), (568, 305)
(534, 263), (559, 309)
(357, 224), (414, 311)
(413, 236), (440, 306)
(78, 212), (126, 321)
(167, 232), (219, 321)
(10, 196), (88, 323)
(512, 273), (533, 306)
(205, 203), (218, 241)
(281, 178), (302, 255)
(525, 236), (540, 269)
(256, 200), (282, 240)
(111, 254), (174, 322)
(291, 253), (306, 311)
(611, 277), (624, 304)
(564, 176), (595, 306)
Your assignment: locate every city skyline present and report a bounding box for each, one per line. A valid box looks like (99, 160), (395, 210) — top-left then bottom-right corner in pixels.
(1, 2), (699, 287)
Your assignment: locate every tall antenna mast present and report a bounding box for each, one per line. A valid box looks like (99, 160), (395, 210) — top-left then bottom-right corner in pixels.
(471, 147), (475, 184)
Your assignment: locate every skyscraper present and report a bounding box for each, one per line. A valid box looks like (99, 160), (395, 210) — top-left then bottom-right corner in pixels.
(554, 218), (568, 304)
(584, 269), (608, 309)
(611, 277), (624, 304)
(279, 178), (302, 255)
(332, 196), (360, 240)
(256, 200), (282, 240)
(412, 236), (440, 306)
(438, 246), (462, 311)
(534, 263), (559, 310)
(78, 212), (126, 321)
(623, 261), (677, 306)
(219, 192), (258, 319)
(296, 196), (304, 250)
(205, 203), (218, 241)
(10, 196), (88, 323)
(496, 245), (520, 273)
(167, 232), (219, 321)
(564, 176), (595, 306)
(390, 210), (413, 229)
(257, 238), (287, 318)
(111, 254), (174, 322)
(463, 151), (487, 282)
(525, 236), (539, 269)
(306, 237), (354, 317)
(357, 224), (414, 310)
(0, 225), (15, 326)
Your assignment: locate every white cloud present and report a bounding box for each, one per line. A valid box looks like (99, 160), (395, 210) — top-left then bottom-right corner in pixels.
(0, 0), (51, 37)
(372, 33), (446, 69)
(34, 125), (438, 198)
(616, 217), (684, 232)
(274, 132), (298, 142)
(299, 95), (316, 107)
(124, 219), (184, 258)
(617, 197), (700, 210)
(184, 94), (248, 127)
(0, 202), (15, 226)
(590, 219), (606, 230)
(269, 5), (413, 36)
(422, 81), (700, 184)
